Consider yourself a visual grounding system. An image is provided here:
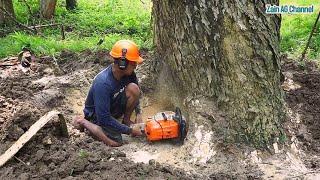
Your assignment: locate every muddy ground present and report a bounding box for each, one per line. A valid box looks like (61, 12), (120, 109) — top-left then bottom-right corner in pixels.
(0, 51), (319, 179)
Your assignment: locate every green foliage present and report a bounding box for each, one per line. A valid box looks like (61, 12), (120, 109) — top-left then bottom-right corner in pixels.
(1, 0), (318, 60)
(0, 0), (152, 58)
(278, 132), (287, 144)
(280, 0), (320, 59)
(78, 149), (89, 158)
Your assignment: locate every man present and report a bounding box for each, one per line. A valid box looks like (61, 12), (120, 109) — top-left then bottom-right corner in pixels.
(74, 40), (144, 147)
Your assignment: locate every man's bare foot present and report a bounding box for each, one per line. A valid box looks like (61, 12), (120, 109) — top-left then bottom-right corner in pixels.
(73, 116), (85, 132)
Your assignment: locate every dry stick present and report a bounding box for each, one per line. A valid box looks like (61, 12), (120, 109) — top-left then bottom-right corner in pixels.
(0, 7), (36, 34)
(60, 25), (65, 40)
(29, 23), (60, 29)
(139, 0), (145, 4)
(14, 156), (28, 166)
(0, 63), (18, 67)
(27, 23), (61, 38)
(300, 11), (320, 61)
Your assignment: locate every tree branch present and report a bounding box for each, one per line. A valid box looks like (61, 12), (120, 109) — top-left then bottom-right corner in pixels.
(139, 0), (145, 4)
(300, 11), (320, 61)
(29, 23), (60, 29)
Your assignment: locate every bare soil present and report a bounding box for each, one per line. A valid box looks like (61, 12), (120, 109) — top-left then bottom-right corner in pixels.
(0, 51), (319, 179)
(283, 60), (320, 153)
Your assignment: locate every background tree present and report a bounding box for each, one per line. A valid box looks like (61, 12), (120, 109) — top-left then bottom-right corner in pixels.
(0, 0), (15, 26)
(66, 0), (77, 10)
(40, 0), (57, 19)
(152, 0), (285, 147)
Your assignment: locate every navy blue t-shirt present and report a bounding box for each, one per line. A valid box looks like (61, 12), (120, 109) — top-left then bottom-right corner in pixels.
(83, 65), (139, 134)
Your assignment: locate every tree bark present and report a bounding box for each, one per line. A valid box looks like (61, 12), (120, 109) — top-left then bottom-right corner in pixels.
(152, 0), (285, 147)
(66, 0), (77, 10)
(40, 0), (57, 19)
(0, 0), (15, 26)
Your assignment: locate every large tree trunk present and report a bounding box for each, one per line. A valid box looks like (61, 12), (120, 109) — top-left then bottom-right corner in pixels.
(152, 0), (285, 147)
(40, 0), (57, 19)
(0, 0), (15, 26)
(66, 0), (77, 10)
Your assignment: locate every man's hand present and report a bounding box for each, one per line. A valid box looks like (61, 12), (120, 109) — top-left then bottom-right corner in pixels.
(135, 113), (143, 123)
(131, 127), (143, 136)
(73, 116), (85, 132)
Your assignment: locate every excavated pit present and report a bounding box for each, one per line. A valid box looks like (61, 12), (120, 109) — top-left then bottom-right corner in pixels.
(0, 51), (319, 179)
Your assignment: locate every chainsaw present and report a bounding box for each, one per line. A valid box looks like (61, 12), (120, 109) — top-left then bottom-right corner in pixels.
(133, 107), (188, 144)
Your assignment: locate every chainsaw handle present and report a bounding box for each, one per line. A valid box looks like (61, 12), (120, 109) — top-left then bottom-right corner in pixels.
(161, 112), (167, 120)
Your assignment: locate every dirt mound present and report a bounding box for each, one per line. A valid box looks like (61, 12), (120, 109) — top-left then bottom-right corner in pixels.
(0, 130), (199, 180)
(0, 74), (44, 100)
(0, 103), (41, 141)
(282, 59), (320, 153)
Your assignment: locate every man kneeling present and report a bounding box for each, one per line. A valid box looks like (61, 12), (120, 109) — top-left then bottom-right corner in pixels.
(74, 40), (144, 147)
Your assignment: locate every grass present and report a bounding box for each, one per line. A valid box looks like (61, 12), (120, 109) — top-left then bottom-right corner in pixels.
(280, 0), (320, 59)
(78, 149), (89, 158)
(0, 0), (152, 58)
(0, 0), (319, 60)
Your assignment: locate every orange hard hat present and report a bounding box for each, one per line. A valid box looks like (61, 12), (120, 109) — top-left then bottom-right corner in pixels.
(109, 40), (143, 64)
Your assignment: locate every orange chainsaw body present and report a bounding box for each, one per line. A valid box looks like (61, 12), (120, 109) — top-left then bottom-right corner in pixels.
(145, 111), (179, 141)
